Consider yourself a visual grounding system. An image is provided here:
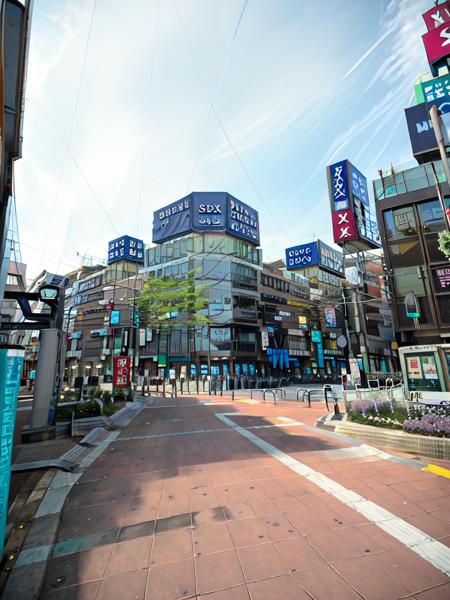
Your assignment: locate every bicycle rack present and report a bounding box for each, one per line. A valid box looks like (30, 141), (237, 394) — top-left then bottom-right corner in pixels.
(263, 389), (277, 405)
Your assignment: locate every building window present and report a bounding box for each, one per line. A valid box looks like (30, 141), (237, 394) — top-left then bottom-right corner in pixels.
(393, 266), (427, 297)
(384, 207), (417, 240)
(418, 199), (448, 233)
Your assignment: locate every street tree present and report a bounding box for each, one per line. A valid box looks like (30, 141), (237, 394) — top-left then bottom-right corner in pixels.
(136, 270), (209, 328)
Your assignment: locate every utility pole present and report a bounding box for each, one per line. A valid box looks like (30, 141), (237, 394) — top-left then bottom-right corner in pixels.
(429, 105), (450, 228)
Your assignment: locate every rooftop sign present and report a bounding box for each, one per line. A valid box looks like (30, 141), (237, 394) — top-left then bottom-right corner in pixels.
(152, 192), (260, 246)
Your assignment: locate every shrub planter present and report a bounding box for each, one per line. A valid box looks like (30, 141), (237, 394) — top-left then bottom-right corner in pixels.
(335, 420), (450, 460)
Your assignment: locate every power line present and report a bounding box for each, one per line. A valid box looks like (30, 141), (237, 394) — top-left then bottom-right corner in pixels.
(137, 0), (160, 236)
(186, 0), (248, 193)
(172, 0), (281, 228)
(40, 0), (99, 275)
(59, 139), (119, 235)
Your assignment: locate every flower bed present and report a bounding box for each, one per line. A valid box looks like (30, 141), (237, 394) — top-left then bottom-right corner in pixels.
(403, 413), (450, 438)
(346, 398), (450, 438)
(346, 399), (407, 430)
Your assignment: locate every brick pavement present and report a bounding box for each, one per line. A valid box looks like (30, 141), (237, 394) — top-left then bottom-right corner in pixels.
(13, 395), (450, 599)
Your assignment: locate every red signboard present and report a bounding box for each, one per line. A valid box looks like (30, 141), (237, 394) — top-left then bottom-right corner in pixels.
(332, 209), (357, 243)
(422, 22), (450, 66)
(113, 355), (131, 388)
(423, 2), (450, 32)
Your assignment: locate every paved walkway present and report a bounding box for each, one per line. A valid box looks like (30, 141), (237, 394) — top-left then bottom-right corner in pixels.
(9, 395), (450, 599)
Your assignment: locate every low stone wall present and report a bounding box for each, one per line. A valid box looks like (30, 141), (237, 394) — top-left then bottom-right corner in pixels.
(335, 421), (450, 460)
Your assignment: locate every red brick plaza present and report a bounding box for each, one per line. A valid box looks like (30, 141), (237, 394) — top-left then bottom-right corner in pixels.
(9, 395), (450, 599)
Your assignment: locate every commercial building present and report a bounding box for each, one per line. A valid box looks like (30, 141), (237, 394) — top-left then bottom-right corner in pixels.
(142, 192), (263, 379)
(64, 253), (144, 386)
(371, 3), (450, 349)
(374, 161), (450, 345)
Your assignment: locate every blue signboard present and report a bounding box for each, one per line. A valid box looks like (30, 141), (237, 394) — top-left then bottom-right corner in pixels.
(108, 235), (144, 264)
(405, 104), (437, 156)
(350, 165), (369, 207)
(328, 160), (350, 210)
(110, 310), (121, 325)
(311, 330), (322, 343)
(0, 347), (24, 556)
(422, 74), (450, 115)
(285, 242), (320, 271)
(152, 195), (192, 244)
(317, 240), (344, 276)
(316, 339), (325, 369)
(227, 195), (260, 245)
(152, 193), (260, 246)
(191, 192), (227, 232)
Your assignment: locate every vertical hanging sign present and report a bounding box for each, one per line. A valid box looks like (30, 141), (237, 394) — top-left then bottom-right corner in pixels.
(113, 355), (131, 388)
(0, 345), (25, 557)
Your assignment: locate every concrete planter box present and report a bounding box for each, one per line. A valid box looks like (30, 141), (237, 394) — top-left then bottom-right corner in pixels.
(335, 420), (450, 460)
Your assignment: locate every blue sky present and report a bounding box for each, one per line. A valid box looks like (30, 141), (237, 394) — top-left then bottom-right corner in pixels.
(15, 0), (430, 279)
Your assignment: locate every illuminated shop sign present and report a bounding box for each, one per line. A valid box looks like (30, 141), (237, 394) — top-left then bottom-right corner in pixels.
(152, 192), (260, 245)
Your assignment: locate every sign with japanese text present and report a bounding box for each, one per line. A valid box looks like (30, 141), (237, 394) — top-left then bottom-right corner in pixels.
(332, 209), (357, 243)
(108, 235), (144, 264)
(113, 355), (131, 388)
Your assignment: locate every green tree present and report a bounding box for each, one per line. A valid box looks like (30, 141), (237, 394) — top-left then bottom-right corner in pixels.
(136, 270), (209, 329)
(438, 230), (450, 260)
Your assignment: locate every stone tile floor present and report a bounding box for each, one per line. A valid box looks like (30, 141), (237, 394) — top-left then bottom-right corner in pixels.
(22, 395), (450, 598)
